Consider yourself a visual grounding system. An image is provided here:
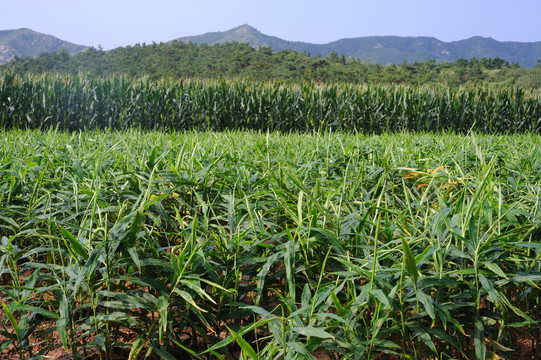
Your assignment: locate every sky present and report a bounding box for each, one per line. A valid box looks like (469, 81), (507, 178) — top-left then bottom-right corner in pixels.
(2, 0), (541, 50)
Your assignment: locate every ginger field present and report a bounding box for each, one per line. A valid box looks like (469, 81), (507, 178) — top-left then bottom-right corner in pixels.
(0, 130), (540, 359)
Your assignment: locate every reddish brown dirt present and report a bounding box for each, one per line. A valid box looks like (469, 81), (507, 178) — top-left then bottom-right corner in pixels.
(1, 270), (539, 359)
(1, 329), (539, 360)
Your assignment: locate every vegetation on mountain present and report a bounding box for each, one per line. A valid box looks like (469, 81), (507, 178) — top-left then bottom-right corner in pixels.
(175, 24), (541, 68)
(3, 41), (541, 87)
(2, 24), (541, 87)
(0, 28), (87, 64)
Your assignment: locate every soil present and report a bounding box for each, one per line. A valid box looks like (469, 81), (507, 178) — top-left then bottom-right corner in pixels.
(0, 274), (538, 359)
(1, 324), (539, 360)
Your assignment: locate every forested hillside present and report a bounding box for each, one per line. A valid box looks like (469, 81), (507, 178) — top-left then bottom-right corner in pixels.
(175, 24), (541, 68)
(3, 41), (541, 87)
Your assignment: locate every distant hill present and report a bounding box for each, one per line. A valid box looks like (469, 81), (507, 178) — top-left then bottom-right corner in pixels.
(0, 28), (87, 64)
(2, 25), (541, 68)
(173, 25), (541, 68)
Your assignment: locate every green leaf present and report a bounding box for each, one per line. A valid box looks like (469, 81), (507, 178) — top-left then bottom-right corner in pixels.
(0, 339), (12, 352)
(10, 304), (59, 319)
(84, 244), (105, 278)
(416, 291), (435, 320)
(146, 145), (159, 172)
(473, 320), (487, 360)
(165, 332), (203, 359)
(301, 283), (310, 309)
(129, 336), (146, 360)
(427, 328), (464, 356)
(330, 291), (345, 317)
(408, 324), (437, 354)
(152, 346), (176, 360)
(286, 341), (317, 359)
(433, 302), (466, 335)
(414, 243), (435, 265)
(370, 289), (390, 307)
(127, 246), (141, 271)
(297, 190), (304, 227)
(59, 293), (69, 319)
(286, 173), (333, 221)
(474, 320), (486, 360)
(401, 236), (418, 284)
(173, 289), (206, 312)
(487, 339), (514, 353)
(59, 224), (88, 261)
(484, 262), (508, 279)
(97, 290), (156, 309)
(158, 296), (169, 344)
(291, 326), (334, 339)
(145, 193), (169, 209)
(2, 302), (19, 341)
(202, 316), (277, 354)
(268, 320), (285, 348)
(0, 215), (19, 229)
(71, 158), (84, 180)
(499, 293), (536, 323)
(510, 274), (541, 283)
(285, 237), (296, 301)
(109, 211), (136, 241)
(302, 227), (346, 255)
(56, 318), (68, 348)
(96, 312), (139, 326)
(227, 325), (258, 359)
(128, 210), (144, 246)
(478, 274), (499, 305)
(116, 275), (169, 295)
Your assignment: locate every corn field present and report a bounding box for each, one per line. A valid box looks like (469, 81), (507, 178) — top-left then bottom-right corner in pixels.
(2, 73), (541, 133)
(0, 130), (540, 359)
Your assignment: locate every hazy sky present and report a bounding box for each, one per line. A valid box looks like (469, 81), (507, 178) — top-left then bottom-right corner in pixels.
(3, 0), (541, 50)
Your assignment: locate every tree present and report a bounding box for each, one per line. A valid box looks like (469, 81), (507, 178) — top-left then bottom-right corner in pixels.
(328, 51), (340, 63)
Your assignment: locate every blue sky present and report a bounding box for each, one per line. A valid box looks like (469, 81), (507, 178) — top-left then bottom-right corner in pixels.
(3, 0), (541, 50)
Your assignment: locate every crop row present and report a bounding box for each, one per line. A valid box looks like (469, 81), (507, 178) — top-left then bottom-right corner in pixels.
(1, 73), (541, 133)
(1, 130), (540, 359)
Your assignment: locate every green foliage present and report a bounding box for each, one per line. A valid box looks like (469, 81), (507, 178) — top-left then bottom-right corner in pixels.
(101, 25), (541, 69)
(1, 130), (540, 359)
(4, 40), (541, 87)
(2, 73), (541, 133)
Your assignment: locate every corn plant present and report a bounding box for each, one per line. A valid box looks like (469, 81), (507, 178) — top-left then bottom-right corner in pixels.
(2, 73), (541, 133)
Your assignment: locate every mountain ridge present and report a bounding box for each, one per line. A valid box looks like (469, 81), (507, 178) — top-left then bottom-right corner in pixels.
(1, 25), (541, 67)
(173, 25), (541, 67)
(0, 28), (88, 64)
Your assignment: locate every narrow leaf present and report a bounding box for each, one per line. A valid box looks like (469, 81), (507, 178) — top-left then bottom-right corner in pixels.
(474, 320), (486, 360)
(416, 290), (435, 320)
(2, 303), (19, 340)
(59, 224), (88, 261)
(401, 236), (418, 284)
(227, 325), (258, 359)
(291, 326), (334, 339)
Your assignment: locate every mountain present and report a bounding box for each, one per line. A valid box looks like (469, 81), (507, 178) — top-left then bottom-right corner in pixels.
(0, 28), (87, 64)
(2, 25), (541, 68)
(173, 25), (541, 68)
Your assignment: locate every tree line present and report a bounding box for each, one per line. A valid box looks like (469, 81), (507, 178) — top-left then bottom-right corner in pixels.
(3, 41), (541, 87)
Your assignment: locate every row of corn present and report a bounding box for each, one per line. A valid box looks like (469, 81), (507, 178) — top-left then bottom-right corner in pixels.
(1, 72), (541, 133)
